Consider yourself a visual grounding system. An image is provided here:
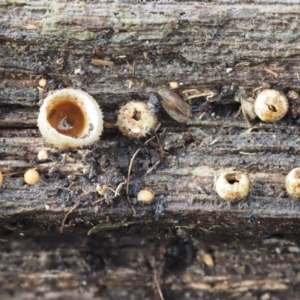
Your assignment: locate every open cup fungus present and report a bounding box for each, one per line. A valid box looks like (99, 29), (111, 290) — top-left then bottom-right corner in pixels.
(215, 171), (251, 202)
(254, 89), (289, 122)
(38, 89), (103, 148)
(116, 101), (157, 139)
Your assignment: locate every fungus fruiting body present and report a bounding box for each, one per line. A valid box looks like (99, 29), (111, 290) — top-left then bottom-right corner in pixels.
(24, 169), (40, 185)
(116, 101), (157, 139)
(169, 81), (179, 89)
(37, 149), (49, 161)
(285, 168), (300, 198)
(38, 89), (103, 148)
(137, 188), (155, 204)
(0, 171), (3, 187)
(38, 78), (47, 88)
(203, 254), (214, 267)
(215, 171), (251, 202)
(254, 89), (289, 122)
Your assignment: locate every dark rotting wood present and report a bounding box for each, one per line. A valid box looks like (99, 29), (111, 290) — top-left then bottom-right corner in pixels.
(1, 0), (300, 298)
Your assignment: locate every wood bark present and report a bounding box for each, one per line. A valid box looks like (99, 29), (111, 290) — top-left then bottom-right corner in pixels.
(1, 0), (300, 298)
(1, 234), (300, 300)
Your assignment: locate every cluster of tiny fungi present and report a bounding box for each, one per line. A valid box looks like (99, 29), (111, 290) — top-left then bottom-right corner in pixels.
(1, 86), (297, 203)
(215, 169), (300, 202)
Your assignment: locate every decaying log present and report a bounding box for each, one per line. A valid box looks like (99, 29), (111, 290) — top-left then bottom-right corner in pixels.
(1, 0), (300, 297)
(1, 234), (300, 299)
(1, 0), (300, 235)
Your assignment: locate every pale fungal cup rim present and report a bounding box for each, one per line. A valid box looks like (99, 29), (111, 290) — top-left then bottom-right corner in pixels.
(38, 88), (103, 148)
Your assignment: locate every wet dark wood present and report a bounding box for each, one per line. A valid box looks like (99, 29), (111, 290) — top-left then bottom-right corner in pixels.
(1, 234), (300, 300)
(1, 0), (300, 298)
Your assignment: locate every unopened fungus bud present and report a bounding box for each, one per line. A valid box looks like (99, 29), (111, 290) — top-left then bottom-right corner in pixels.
(38, 89), (103, 148)
(254, 89), (289, 122)
(285, 168), (300, 198)
(116, 101), (157, 139)
(169, 81), (179, 89)
(137, 187), (155, 204)
(38, 78), (47, 88)
(24, 169), (40, 185)
(215, 171), (250, 202)
(37, 149), (49, 161)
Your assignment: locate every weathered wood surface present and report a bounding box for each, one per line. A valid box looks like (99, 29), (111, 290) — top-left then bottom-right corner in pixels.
(1, 0), (300, 236)
(2, 234), (300, 300)
(2, 0), (300, 298)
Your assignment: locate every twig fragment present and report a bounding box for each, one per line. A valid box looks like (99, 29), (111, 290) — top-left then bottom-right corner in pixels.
(195, 185), (207, 195)
(154, 272), (165, 300)
(91, 59), (114, 66)
(60, 201), (81, 233)
(182, 89), (216, 104)
(263, 63), (279, 78)
(126, 135), (157, 215)
(146, 160), (161, 175)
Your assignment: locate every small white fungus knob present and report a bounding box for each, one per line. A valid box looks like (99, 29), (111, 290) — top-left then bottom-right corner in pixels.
(24, 169), (40, 185)
(285, 168), (300, 198)
(137, 188), (155, 204)
(215, 171), (251, 202)
(254, 89), (289, 122)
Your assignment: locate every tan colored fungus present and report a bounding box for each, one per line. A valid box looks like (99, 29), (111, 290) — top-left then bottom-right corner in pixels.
(285, 168), (300, 198)
(254, 89), (289, 122)
(116, 101), (157, 139)
(38, 78), (47, 88)
(215, 171), (251, 202)
(38, 89), (103, 148)
(203, 254), (214, 267)
(137, 188), (155, 204)
(0, 171), (3, 187)
(169, 81), (179, 89)
(24, 169), (40, 185)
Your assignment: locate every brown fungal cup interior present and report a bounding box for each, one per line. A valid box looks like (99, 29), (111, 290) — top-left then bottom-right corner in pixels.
(267, 104), (277, 112)
(47, 97), (88, 138)
(225, 173), (240, 185)
(132, 109), (141, 121)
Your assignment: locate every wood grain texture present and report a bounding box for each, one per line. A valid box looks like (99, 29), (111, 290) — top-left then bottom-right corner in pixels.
(2, 1), (300, 298)
(0, 0), (300, 236)
(1, 234), (300, 299)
